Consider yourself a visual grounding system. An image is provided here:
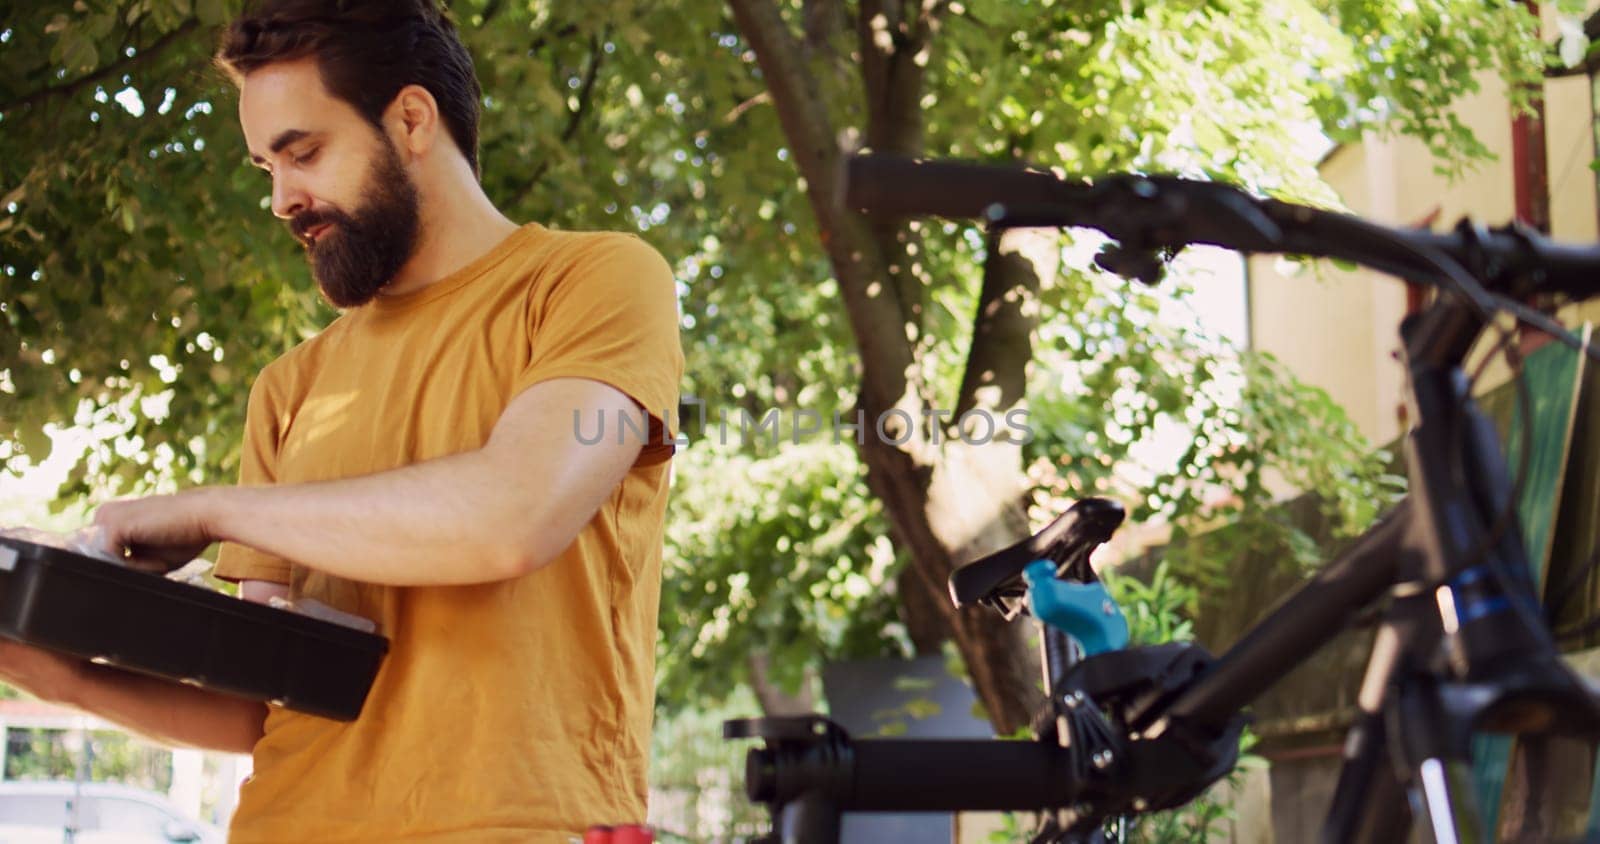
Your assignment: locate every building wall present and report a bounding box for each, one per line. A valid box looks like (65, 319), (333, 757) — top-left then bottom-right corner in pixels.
(1247, 68), (1599, 449)
(1548, 75), (1600, 243)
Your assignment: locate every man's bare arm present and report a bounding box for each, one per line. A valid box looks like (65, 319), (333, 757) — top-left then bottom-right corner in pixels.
(0, 581), (286, 754)
(91, 378), (648, 587)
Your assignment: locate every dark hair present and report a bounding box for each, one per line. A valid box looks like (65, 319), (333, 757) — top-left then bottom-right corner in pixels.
(216, 0), (482, 175)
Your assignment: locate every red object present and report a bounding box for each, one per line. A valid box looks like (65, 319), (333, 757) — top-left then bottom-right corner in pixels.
(1508, 0), (1550, 238)
(584, 825), (653, 844)
(612, 826), (654, 844)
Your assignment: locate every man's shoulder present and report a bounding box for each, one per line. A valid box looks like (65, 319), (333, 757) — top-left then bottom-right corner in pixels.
(535, 226), (647, 249)
(500, 228), (672, 311)
(532, 227), (666, 272)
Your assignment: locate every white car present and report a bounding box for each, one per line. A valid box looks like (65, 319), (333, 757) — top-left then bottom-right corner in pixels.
(0, 781), (224, 844)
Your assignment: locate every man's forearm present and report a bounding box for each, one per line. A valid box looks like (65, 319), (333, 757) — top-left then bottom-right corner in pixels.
(210, 448), (546, 586)
(95, 378), (647, 588)
(57, 661), (267, 754)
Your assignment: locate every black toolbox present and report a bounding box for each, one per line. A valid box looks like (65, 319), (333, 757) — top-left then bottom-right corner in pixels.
(0, 537), (388, 721)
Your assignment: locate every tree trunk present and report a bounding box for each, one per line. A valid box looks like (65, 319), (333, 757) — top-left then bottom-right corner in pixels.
(748, 652), (820, 716)
(728, 0), (1052, 735)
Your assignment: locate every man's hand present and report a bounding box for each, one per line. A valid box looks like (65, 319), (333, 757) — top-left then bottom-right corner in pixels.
(90, 490), (221, 570)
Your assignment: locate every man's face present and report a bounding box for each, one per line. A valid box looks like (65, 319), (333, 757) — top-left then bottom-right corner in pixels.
(239, 58), (420, 308)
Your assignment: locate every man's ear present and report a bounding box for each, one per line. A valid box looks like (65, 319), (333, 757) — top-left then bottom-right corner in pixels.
(387, 84), (440, 159)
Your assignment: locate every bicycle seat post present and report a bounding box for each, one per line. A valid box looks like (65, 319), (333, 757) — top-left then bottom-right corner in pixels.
(1042, 624), (1081, 697)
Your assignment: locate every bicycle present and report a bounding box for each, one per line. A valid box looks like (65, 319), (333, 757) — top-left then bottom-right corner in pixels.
(724, 154), (1600, 843)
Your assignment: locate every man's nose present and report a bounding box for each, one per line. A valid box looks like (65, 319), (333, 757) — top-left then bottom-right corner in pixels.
(270, 174), (310, 220)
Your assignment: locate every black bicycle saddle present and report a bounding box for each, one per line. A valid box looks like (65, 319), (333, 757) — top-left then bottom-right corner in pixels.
(948, 497), (1126, 617)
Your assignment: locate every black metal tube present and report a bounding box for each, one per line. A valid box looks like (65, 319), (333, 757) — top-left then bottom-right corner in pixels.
(842, 739), (1080, 811)
(1043, 625), (1076, 692)
(845, 155), (1600, 299)
(1161, 500), (1412, 731)
(1321, 711), (1413, 844)
(777, 793), (841, 844)
(846, 155), (1071, 220)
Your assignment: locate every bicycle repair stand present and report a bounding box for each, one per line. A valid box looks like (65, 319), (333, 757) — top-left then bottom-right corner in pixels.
(725, 498), (1245, 844)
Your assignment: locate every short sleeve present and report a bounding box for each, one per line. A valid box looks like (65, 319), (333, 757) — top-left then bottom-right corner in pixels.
(512, 234), (685, 465)
(213, 371), (293, 585)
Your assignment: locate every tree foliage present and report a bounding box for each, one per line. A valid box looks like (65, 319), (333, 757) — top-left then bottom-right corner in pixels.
(4, 727), (173, 791)
(0, 0), (1560, 732)
(659, 440), (906, 708)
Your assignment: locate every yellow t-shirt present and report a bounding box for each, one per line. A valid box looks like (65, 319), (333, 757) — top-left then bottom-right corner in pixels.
(213, 224), (684, 842)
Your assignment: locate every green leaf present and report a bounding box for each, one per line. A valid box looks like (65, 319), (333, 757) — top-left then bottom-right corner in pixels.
(59, 33), (99, 74)
(16, 426), (53, 463)
(196, 0), (228, 26)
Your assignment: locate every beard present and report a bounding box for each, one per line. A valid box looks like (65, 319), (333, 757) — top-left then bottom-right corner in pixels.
(289, 137), (421, 309)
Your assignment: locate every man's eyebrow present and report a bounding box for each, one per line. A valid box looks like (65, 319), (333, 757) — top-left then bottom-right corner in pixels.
(248, 129), (315, 165)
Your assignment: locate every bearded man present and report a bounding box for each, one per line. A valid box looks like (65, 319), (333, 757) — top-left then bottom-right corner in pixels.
(0, 2), (683, 840)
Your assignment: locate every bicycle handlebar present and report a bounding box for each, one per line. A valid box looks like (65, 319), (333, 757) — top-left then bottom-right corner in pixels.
(849, 740), (1081, 811)
(736, 717), (1083, 813)
(845, 155), (1600, 299)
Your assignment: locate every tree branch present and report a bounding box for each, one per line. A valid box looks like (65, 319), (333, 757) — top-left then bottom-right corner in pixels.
(504, 32), (606, 209)
(855, 0), (894, 150)
(565, 39), (605, 143)
(954, 228), (1047, 421)
(1545, 54), (1600, 78)
(1542, 8), (1599, 78)
(0, 19), (201, 115)
(727, 0), (916, 414)
(855, 0), (926, 154)
(803, 0), (840, 48)
(728, 0), (845, 207)
(526, 23), (582, 54)
(917, 0), (953, 38)
(478, 0), (507, 25)
(718, 91), (771, 127)
(748, 652), (818, 716)
(852, 1), (931, 359)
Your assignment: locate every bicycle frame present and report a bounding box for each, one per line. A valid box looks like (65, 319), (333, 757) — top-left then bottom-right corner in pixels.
(1162, 294), (1600, 842)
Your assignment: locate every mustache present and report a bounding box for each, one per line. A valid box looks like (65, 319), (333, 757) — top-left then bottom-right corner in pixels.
(289, 209), (350, 245)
